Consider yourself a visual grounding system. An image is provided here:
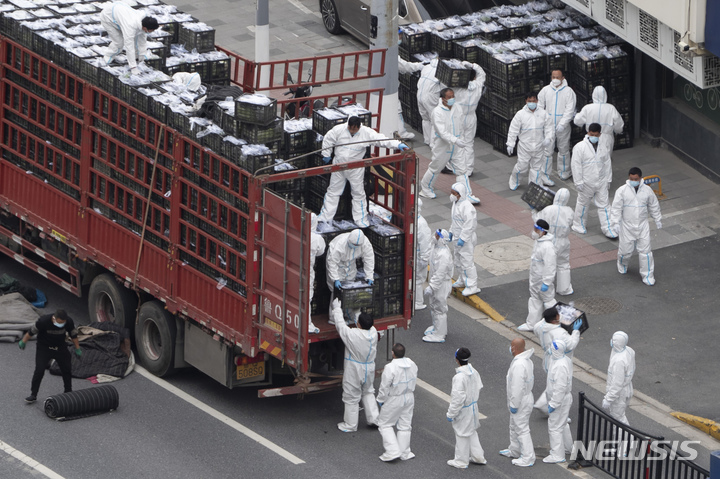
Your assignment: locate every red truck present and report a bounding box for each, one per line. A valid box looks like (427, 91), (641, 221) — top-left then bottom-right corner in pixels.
(0, 35), (417, 395)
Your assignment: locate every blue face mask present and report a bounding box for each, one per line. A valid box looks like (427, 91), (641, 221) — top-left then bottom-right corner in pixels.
(527, 102), (537, 110)
(53, 320), (65, 328)
(446, 98), (455, 106)
(629, 180), (641, 187)
(588, 136), (599, 144)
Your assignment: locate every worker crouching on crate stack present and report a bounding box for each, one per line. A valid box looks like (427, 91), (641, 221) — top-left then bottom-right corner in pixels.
(99, 2), (158, 76)
(326, 229), (375, 323)
(318, 117), (408, 228)
(538, 69), (577, 183)
(570, 123), (617, 238)
(517, 220), (557, 332)
(506, 92), (555, 191)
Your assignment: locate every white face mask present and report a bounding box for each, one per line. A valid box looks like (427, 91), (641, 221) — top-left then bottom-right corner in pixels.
(551, 78), (561, 87)
(509, 345), (513, 355)
(531, 231), (540, 240)
(449, 195), (458, 203)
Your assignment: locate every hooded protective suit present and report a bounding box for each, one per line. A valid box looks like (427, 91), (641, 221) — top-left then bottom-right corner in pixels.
(454, 62), (487, 177)
(534, 188), (574, 294)
(308, 214), (325, 334)
(447, 363), (486, 467)
(532, 318), (580, 411)
(505, 347), (536, 466)
(538, 79), (577, 180)
(416, 59), (445, 145)
(603, 331), (635, 425)
(610, 180), (662, 285)
(398, 58), (424, 139)
(571, 135), (615, 237)
(318, 123), (402, 227)
(100, 2), (149, 69)
(172, 72), (202, 92)
(420, 98), (467, 198)
(377, 356), (419, 461)
(526, 233), (557, 327)
(507, 104), (554, 190)
(326, 229), (374, 319)
(573, 86), (624, 153)
(449, 183), (479, 294)
(332, 301), (379, 432)
(423, 229), (453, 342)
(415, 199), (433, 309)
(545, 339), (574, 463)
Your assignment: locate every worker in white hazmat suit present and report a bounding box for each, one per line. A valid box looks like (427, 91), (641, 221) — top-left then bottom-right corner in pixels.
(100, 2), (158, 75)
(331, 298), (379, 432)
(507, 92), (555, 190)
(602, 331), (635, 425)
(453, 61), (487, 197)
(571, 123), (616, 238)
(538, 69), (577, 182)
(446, 347), (487, 469)
(419, 89), (474, 199)
(574, 85), (624, 155)
(377, 343), (418, 461)
(517, 220), (557, 332)
(448, 182), (480, 297)
(500, 337), (535, 467)
(423, 229), (454, 343)
(308, 213), (325, 334)
(318, 117), (408, 227)
(326, 229), (375, 322)
(532, 307), (581, 413)
(610, 167), (662, 286)
(544, 339), (574, 463)
(415, 199), (432, 310)
(416, 58), (445, 145)
(172, 72), (202, 92)
(398, 30), (424, 140)
(533, 188), (574, 295)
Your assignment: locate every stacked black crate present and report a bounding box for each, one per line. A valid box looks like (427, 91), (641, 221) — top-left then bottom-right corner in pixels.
(399, 27), (432, 132)
(366, 223), (404, 319)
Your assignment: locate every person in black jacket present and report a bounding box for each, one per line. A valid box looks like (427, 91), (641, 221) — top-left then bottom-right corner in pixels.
(19, 309), (81, 403)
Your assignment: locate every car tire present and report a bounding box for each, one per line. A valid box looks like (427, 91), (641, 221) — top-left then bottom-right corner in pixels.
(135, 301), (176, 377)
(320, 0), (343, 35)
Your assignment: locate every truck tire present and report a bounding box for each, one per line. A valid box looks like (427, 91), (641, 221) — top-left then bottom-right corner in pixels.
(88, 273), (138, 331)
(135, 301), (176, 377)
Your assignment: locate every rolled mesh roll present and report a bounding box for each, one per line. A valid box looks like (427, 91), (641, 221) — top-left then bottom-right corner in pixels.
(44, 385), (119, 420)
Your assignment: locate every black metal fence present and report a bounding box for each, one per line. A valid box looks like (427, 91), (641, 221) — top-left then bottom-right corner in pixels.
(572, 392), (709, 479)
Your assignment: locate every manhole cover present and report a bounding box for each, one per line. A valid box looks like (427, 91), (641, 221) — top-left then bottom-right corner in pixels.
(572, 297), (622, 315)
(481, 241), (533, 262)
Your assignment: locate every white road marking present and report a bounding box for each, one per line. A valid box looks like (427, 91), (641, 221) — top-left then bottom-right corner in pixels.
(0, 440), (66, 479)
(287, 0), (313, 15)
(416, 379), (488, 420)
(663, 203), (717, 218)
(134, 366), (305, 465)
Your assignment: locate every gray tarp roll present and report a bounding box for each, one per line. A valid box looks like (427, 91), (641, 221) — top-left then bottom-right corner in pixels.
(44, 385), (119, 421)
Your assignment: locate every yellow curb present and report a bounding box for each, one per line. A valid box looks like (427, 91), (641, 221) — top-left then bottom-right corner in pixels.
(670, 412), (720, 439)
(451, 289), (506, 322)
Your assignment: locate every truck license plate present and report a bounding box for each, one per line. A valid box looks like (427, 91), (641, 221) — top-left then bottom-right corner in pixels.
(236, 361), (265, 380)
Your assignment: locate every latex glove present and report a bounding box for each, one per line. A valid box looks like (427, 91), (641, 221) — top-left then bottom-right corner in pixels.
(398, 143), (409, 151)
(75, 348), (82, 357)
(18, 340), (26, 350)
(542, 138), (552, 149)
(540, 283), (549, 292)
(367, 279), (374, 286)
(507, 146), (514, 156)
(576, 183), (585, 192)
(447, 417), (453, 422)
(130, 67), (141, 76)
(332, 298), (341, 310)
(548, 405), (555, 414)
(556, 123), (566, 133)
(602, 399), (611, 410)
(424, 286), (432, 297)
(656, 221), (662, 229)
(510, 407), (518, 414)
(573, 319), (582, 331)
(323, 156), (332, 164)
(457, 239), (465, 247)
(334, 280), (342, 290)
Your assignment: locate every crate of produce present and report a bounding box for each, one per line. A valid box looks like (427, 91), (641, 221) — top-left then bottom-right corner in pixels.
(367, 222), (403, 255)
(157, 20), (179, 43)
(491, 113), (512, 135)
(307, 174), (330, 194)
(477, 22), (509, 43)
(476, 102), (493, 125)
(399, 45), (411, 62)
(378, 294), (402, 317)
(239, 117), (283, 144)
(178, 22), (215, 53)
(378, 274), (403, 296)
(453, 38), (483, 63)
(337, 281), (374, 309)
(401, 28), (431, 54)
(604, 75), (632, 97)
(476, 121), (493, 143)
(488, 53), (526, 82)
(556, 301), (589, 335)
(569, 53), (606, 78)
(435, 59), (475, 88)
(432, 30), (468, 58)
(568, 73), (605, 98)
(312, 108), (348, 136)
(235, 93), (277, 125)
(208, 58), (231, 82)
(283, 128), (312, 157)
(335, 103), (372, 127)
(374, 253), (403, 275)
(614, 131), (633, 150)
(488, 76), (543, 100)
(521, 182), (555, 210)
(488, 93), (526, 119)
(148, 28), (173, 49)
(491, 130), (511, 156)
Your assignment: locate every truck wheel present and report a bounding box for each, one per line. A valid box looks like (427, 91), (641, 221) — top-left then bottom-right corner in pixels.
(135, 301), (176, 377)
(88, 273), (138, 330)
(320, 0), (342, 35)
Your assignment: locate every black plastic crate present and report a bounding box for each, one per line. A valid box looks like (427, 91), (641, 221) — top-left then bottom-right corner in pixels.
(488, 55), (527, 82)
(476, 121), (493, 143)
(569, 54), (606, 79)
(312, 109), (348, 136)
(178, 24), (215, 53)
(337, 282), (374, 309)
(208, 59), (230, 82)
(374, 253), (403, 275)
(378, 274), (403, 296)
(488, 76), (544, 100)
(401, 30), (431, 54)
(157, 20), (179, 43)
(377, 294), (402, 318)
(521, 181), (555, 210)
(367, 223), (404, 254)
(607, 53), (630, 76)
(546, 52), (569, 75)
(491, 129), (512, 156)
(453, 40), (480, 63)
(604, 75), (632, 97)
(614, 131), (633, 150)
(148, 97), (169, 124)
(491, 113), (512, 135)
(488, 93), (526, 119)
(556, 301), (589, 335)
(568, 73), (605, 98)
(231, 150), (275, 173)
(235, 95), (277, 125)
(283, 129), (312, 157)
(478, 27), (509, 43)
(239, 118), (283, 144)
(435, 60), (475, 88)
(307, 174), (330, 193)
(476, 103), (493, 125)
(431, 32), (460, 58)
(334, 104), (372, 128)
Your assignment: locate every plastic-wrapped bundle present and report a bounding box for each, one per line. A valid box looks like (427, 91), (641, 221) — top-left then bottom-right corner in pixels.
(548, 30), (574, 43)
(526, 0), (554, 13)
(571, 27), (598, 41)
(412, 51), (438, 63)
(532, 19), (562, 34)
(47, 5), (78, 15)
(526, 35), (553, 47)
(284, 118), (313, 133)
(77, 35), (108, 46)
(237, 93), (273, 106)
(75, 3), (99, 13)
(557, 17), (580, 30)
(7, 0), (36, 9)
(442, 15), (466, 28)
(241, 143), (272, 156)
(503, 38), (530, 51)
(44, 385), (119, 421)
(5, 9), (34, 20)
(30, 8), (55, 18)
(183, 21), (212, 32)
(544, 9), (567, 21)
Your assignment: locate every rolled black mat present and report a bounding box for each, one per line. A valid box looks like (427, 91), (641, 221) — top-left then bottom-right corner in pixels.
(44, 385), (119, 420)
